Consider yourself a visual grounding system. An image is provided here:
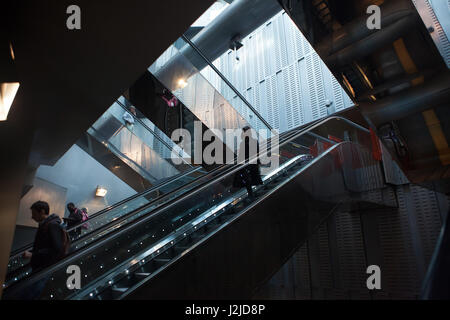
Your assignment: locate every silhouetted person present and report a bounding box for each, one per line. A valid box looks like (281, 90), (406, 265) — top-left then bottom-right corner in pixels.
(123, 106), (136, 130)
(66, 202), (83, 238)
(233, 126), (263, 199)
(20, 201), (68, 299)
(160, 89), (179, 108)
(80, 207), (90, 229)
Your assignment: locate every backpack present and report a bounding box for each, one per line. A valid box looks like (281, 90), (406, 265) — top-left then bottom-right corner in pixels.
(61, 226), (71, 256)
(80, 209), (89, 229)
(42, 219), (71, 257)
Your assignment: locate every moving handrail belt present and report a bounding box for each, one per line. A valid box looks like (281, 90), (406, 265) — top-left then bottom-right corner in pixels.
(8, 166), (204, 259)
(5, 118), (306, 289)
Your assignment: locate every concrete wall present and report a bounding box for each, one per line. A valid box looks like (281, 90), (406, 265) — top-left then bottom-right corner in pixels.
(16, 178), (67, 228)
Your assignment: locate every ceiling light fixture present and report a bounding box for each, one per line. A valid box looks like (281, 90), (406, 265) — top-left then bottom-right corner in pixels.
(177, 78), (188, 89)
(95, 186), (108, 197)
(9, 43), (15, 61)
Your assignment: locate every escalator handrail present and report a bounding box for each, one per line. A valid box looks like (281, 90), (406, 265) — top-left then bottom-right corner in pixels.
(5, 120), (302, 279)
(9, 120), (301, 260)
(4, 118), (311, 291)
(69, 118), (310, 239)
(73, 141), (367, 299)
(8, 165), (205, 259)
(6, 114), (307, 279)
(4, 116), (369, 296)
(4, 127), (299, 293)
(120, 171), (350, 300)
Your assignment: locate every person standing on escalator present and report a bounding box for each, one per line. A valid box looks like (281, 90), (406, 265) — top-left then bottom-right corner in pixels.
(66, 202), (83, 239)
(160, 89), (179, 108)
(23, 201), (68, 271)
(233, 126), (263, 200)
(123, 105), (137, 131)
(20, 201), (69, 300)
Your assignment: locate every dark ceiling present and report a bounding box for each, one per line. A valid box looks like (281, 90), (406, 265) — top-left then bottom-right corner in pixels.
(1, 0), (214, 167)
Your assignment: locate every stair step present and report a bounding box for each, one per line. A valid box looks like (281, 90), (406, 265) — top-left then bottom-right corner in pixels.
(189, 232), (204, 241)
(112, 287), (128, 293)
(135, 272), (150, 279)
(154, 258), (171, 263)
(175, 246), (190, 251)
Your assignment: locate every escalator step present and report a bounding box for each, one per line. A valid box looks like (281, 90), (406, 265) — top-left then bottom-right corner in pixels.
(135, 272), (150, 280)
(189, 232), (204, 242)
(111, 286), (129, 299)
(154, 258), (171, 263)
(175, 246), (190, 252)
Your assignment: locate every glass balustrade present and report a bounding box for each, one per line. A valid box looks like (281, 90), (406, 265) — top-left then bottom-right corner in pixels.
(2, 117), (377, 300)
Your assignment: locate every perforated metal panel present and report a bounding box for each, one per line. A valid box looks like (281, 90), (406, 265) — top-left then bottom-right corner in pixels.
(334, 212), (367, 292)
(413, 0), (450, 68)
(411, 185), (443, 267)
(201, 11), (354, 133)
(254, 184), (448, 300)
(318, 223), (333, 289)
(377, 188), (420, 298)
(293, 244), (311, 299)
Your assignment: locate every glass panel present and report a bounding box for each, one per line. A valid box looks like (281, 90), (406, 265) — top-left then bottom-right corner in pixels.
(149, 37), (273, 154)
(116, 96), (190, 161)
(90, 100), (192, 182)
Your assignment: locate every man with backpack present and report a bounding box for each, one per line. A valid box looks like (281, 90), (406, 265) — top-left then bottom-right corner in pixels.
(20, 201), (70, 299)
(23, 201), (69, 272)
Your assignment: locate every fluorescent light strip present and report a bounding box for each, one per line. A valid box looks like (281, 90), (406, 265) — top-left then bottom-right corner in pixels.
(0, 83), (20, 121)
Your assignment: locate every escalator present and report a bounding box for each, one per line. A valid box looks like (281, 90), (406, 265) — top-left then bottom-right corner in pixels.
(2, 116), (395, 300)
(4, 165), (206, 289)
(4, 115), (303, 293)
(85, 97), (190, 185)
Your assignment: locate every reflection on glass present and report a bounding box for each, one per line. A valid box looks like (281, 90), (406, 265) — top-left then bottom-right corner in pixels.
(149, 37), (273, 153)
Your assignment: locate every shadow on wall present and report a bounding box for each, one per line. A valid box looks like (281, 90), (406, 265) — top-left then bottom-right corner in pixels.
(16, 177), (67, 228)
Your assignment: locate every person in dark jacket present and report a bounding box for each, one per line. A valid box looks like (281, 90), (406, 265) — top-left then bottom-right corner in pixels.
(20, 201), (67, 299)
(233, 126), (263, 199)
(66, 202), (83, 238)
(23, 201), (66, 271)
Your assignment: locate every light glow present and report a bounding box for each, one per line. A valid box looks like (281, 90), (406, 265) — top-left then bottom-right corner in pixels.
(95, 186), (108, 197)
(0, 82), (20, 121)
(10, 43), (15, 60)
(177, 78), (188, 89)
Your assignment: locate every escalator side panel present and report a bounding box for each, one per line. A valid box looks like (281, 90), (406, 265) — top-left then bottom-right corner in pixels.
(124, 143), (384, 299)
